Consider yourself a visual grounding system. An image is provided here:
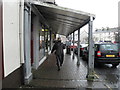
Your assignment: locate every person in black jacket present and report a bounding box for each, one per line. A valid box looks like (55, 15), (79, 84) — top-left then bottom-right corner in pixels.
(51, 37), (65, 71)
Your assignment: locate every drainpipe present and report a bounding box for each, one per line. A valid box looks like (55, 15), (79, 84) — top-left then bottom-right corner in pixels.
(19, 0), (25, 85)
(19, 0), (24, 64)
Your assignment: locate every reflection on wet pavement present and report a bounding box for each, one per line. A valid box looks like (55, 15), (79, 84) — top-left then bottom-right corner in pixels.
(23, 51), (120, 89)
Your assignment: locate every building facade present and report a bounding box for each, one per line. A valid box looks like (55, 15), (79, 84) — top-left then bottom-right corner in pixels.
(1, 0), (56, 88)
(93, 27), (119, 43)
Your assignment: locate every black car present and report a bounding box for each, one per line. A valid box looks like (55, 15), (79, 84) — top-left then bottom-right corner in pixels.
(74, 44), (88, 56)
(82, 43), (120, 67)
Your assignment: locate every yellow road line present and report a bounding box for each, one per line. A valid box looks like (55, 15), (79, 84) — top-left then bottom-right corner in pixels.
(104, 83), (112, 90)
(93, 71), (99, 79)
(94, 71), (112, 90)
(94, 73), (99, 79)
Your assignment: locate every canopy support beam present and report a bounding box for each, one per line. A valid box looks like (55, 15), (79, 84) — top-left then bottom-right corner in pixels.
(24, 4), (32, 84)
(72, 32), (75, 59)
(77, 29), (80, 65)
(87, 16), (95, 81)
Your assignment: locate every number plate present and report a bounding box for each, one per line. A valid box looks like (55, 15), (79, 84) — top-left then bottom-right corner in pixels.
(106, 55), (115, 57)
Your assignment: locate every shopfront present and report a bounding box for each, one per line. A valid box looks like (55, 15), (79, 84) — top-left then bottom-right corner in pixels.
(39, 28), (51, 59)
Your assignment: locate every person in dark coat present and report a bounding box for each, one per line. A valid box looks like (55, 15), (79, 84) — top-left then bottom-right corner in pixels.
(51, 37), (65, 71)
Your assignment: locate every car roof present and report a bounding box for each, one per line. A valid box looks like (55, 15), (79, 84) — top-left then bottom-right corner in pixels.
(95, 43), (119, 45)
(80, 44), (88, 47)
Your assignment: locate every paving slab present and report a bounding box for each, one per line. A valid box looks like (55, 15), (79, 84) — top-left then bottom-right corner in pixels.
(23, 52), (119, 90)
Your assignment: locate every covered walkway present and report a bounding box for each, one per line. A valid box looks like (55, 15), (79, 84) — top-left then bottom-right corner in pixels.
(23, 1), (96, 84)
(22, 51), (117, 89)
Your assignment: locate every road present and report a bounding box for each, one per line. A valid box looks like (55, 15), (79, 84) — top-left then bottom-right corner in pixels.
(80, 56), (120, 90)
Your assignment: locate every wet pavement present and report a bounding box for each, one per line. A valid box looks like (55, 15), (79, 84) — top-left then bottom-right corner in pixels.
(23, 51), (119, 90)
(94, 64), (120, 90)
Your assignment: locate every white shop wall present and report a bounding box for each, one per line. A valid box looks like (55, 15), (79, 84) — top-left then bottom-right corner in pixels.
(3, 1), (21, 77)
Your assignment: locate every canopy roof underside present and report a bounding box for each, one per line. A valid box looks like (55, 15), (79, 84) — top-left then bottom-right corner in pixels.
(32, 1), (95, 36)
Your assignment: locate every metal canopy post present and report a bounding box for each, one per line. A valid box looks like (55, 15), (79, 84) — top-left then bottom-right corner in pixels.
(43, 26), (46, 56)
(46, 30), (48, 53)
(24, 5), (32, 84)
(118, 27), (120, 43)
(50, 30), (52, 50)
(72, 32), (75, 59)
(87, 16), (95, 80)
(77, 29), (80, 65)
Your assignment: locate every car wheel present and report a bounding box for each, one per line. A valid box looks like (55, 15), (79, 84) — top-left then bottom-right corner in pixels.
(112, 63), (119, 68)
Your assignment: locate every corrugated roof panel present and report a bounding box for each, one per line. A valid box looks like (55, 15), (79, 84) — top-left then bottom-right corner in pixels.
(32, 1), (95, 36)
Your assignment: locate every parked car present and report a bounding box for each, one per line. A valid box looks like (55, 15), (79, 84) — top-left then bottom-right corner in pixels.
(82, 43), (120, 67)
(74, 44), (88, 56)
(69, 43), (77, 50)
(82, 46), (88, 59)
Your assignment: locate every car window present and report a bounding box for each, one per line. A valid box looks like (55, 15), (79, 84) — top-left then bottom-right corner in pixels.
(94, 44), (98, 51)
(71, 43), (77, 46)
(100, 44), (118, 51)
(76, 45), (82, 48)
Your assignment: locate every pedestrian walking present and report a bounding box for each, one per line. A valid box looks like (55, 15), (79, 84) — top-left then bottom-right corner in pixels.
(66, 40), (71, 55)
(51, 37), (65, 71)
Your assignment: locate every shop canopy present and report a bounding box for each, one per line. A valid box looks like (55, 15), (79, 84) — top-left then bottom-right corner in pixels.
(32, 1), (95, 36)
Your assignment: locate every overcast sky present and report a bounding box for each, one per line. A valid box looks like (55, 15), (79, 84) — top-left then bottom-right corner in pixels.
(55, 0), (119, 30)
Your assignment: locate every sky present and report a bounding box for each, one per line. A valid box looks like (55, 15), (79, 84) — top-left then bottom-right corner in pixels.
(55, 0), (120, 31)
